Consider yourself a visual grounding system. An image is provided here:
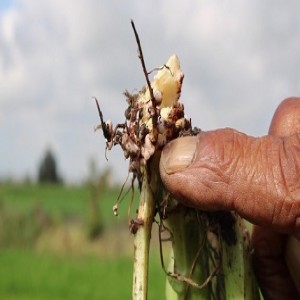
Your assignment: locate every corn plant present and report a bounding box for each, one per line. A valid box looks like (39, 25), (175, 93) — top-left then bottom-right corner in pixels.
(95, 21), (260, 300)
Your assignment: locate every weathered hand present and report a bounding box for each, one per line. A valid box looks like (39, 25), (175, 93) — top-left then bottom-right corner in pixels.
(159, 97), (300, 298)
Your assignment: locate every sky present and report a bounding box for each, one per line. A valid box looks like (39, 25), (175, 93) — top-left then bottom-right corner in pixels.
(1, 0), (300, 183)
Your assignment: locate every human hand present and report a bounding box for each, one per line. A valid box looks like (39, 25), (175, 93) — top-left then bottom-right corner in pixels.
(159, 97), (300, 298)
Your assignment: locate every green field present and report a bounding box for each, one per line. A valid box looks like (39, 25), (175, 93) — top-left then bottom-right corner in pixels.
(0, 248), (165, 300)
(0, 183), (131, 222)
(0, 183), (166, 299)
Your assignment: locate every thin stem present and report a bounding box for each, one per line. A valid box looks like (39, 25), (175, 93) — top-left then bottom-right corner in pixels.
(130, 20), (154, 103)
(131, 20), (158, 131)
(132, 168), (156, 300)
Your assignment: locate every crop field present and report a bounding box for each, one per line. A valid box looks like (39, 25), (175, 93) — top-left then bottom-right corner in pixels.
(0, 183), (166, 299)
(0, 248), (165, 300)
(0, 183), (125, 222)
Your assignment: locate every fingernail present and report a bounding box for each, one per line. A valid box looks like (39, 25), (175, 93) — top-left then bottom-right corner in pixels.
(161, 136), (198, 174)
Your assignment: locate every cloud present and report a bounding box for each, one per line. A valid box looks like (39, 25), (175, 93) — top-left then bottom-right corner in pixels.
(1, 0), (300, 182)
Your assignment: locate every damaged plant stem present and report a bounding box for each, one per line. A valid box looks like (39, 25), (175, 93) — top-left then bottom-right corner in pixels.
(95, 20), (260, 300)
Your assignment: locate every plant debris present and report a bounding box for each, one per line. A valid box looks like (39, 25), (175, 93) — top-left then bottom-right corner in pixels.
(94, 54), (194, 215)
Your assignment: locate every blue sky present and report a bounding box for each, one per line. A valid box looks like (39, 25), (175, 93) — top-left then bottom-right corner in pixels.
(1, 1), (300, 183)
(0, 0), (13, 10)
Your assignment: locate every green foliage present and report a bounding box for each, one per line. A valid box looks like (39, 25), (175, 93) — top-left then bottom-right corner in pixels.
(85, 164), (112, 240)
(0, 201), (52, 248)
(86, 194), (103, 240)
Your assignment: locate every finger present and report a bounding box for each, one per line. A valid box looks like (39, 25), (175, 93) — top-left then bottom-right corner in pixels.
(252, 97), (300, 298)
(285, 236), (300, 293)
(269, 97), (300, 137)
(159, 107), (300, 235)
(251, 226), (299, 298)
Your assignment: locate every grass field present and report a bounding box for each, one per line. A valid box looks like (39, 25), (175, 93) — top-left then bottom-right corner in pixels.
(0, 183), (167, 299)
(0, 183), (131, 223)
(0, 248), (165, 300)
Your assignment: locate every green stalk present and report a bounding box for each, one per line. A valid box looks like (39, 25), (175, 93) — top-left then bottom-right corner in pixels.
(132, 167), (156, 300)
(222, 214), (260, 300)
(164, 206), (211, 299)
(164, 208), (260, 299)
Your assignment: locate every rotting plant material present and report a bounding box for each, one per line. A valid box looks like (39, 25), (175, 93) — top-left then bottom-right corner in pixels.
(94, 55), (192, 219)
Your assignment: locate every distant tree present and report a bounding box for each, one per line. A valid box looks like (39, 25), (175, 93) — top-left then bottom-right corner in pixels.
(38, 149), (62, 184)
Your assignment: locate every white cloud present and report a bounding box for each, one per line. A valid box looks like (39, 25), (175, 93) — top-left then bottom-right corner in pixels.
(1, 0), (300, 182)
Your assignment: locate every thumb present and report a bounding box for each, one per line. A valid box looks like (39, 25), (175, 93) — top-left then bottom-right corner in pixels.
(159, 128), (300, 235)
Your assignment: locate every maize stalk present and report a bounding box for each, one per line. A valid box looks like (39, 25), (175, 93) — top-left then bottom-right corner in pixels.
(221, 214), (260, 299)
(132, 167), (156, 299)
(95, 22), (260, 300)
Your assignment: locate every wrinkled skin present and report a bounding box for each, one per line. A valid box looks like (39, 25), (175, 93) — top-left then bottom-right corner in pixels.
(159, 97), (300, 298)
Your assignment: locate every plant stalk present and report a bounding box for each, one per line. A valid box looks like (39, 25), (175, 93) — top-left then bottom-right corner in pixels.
(132, 166), (157, 300)
(164, 206), (211, 299)
(221, 215), (260, 300)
